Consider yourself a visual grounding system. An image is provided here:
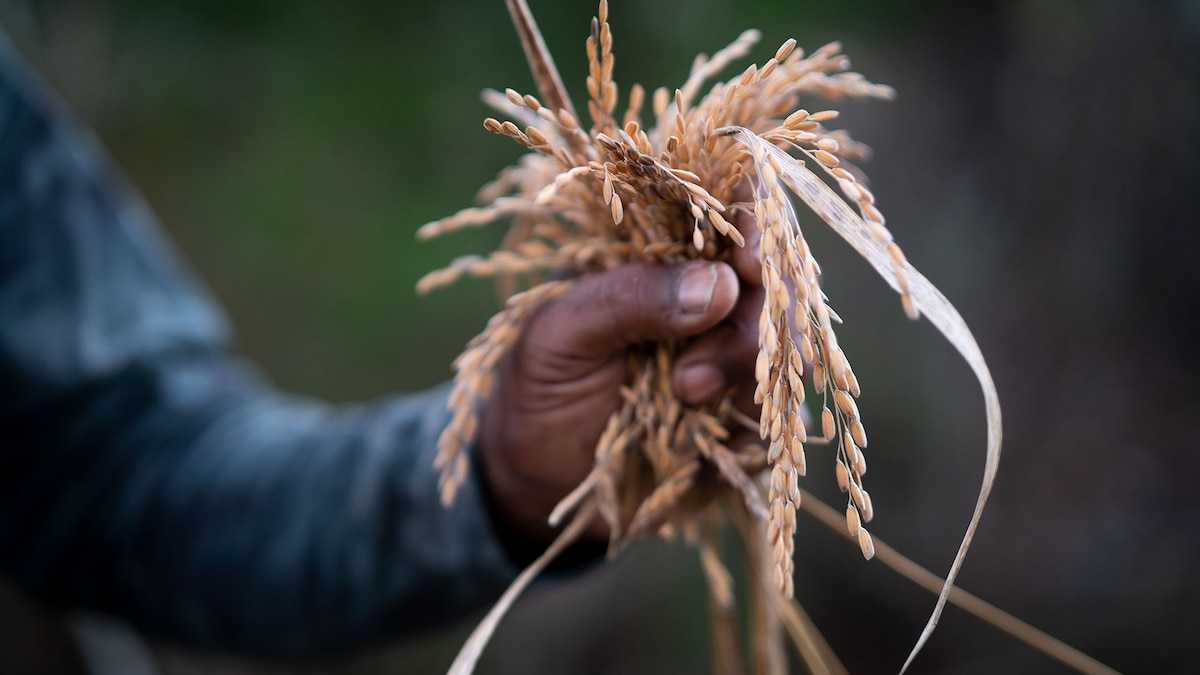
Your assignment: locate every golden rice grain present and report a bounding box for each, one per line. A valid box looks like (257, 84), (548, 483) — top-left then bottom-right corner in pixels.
(812, 363), (826, 392)
(775, 37), (797, 62)
(849, 479), (866, 511)
(821, 406), (836, 441)
(610, 195), (624, 224)
(830, 167), (855, 181)
(902, 291), (920, 320)
(861, 201), (884, 224)
(813, 149), (840, 167)
(845, 505), (861, 536)
(834, 389), (859, 420)
(868, 221), (893, 243)
(758, 58), (779, 80)
(850, 419), (868, 448)
(860, 488), (874, 522)
(845, 366), (862, 398)
(844, 431), (860, 463)
(857, 527), (876, 560)
(525, 126), (548, 146)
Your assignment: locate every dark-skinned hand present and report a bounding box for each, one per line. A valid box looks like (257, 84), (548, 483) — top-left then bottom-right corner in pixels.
(478, 203), (764, 544)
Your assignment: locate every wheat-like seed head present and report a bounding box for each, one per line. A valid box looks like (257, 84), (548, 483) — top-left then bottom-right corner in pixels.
(422, 2), (1003, 673)
(420, 0), (895, 594)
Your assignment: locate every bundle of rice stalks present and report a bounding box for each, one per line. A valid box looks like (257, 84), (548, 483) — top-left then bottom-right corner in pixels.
(417, 1), (1015, 673)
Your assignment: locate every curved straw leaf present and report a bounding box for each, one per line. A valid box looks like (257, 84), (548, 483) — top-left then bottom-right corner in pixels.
(446, 501), (597, 675)
(797, 488), (1120, 675)
(719, 126), (1003, 673)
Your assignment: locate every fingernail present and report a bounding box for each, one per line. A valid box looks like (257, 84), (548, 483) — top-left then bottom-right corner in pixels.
(678, 263), (717, 314)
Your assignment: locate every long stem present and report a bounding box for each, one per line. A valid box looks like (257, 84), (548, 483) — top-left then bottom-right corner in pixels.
(797, 489), (1119, 675)
(772, 595), (849, 675)
(446, 501), (598, 675)
(702, 516), (746, 675)
(503, 0), (577, 121)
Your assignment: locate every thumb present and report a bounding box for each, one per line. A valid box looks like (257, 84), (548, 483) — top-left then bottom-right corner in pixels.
(530, 261), (739, 361)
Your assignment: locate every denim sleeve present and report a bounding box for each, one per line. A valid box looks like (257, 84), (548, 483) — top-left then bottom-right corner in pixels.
(0, 35), (521, 656)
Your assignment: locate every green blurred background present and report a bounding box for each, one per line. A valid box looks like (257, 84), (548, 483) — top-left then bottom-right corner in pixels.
(1, 0), (1197, 673)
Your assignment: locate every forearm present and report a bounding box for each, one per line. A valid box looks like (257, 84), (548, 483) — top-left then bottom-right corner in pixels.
(0, 34), (519, 654)
(2, 352), (519, 655)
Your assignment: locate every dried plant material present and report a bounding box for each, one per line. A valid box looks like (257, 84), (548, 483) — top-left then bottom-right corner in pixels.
(797, 488), (1121, 675)
(418, 1), (1004, 672)
(718, 124), (1005, 673)
(447, 500), (599, 675)
(432, 280), (571, 506)
(770, 592), (849, 675)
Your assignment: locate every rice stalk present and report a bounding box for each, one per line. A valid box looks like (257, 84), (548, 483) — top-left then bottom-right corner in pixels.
(417, 1), (1027, 672)
(797, 488), (1121, 675)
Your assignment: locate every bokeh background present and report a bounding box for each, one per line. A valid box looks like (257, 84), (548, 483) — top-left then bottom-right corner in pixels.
(1, 0), (1197, 673)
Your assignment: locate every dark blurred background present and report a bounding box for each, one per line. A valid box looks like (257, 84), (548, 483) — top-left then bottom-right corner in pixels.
(1, 0), (1197, 673)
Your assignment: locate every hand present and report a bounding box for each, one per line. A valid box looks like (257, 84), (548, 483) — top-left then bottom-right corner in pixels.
(477, 207), (765, 545)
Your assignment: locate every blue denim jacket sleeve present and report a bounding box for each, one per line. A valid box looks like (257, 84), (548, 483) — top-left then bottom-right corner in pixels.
(0, 35), (522, 655)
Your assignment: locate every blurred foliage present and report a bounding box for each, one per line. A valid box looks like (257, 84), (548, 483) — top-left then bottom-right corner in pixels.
(2, 0), (943, 402)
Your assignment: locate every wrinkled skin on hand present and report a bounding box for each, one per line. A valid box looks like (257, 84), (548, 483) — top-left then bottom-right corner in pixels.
(478, 204), (766, 543)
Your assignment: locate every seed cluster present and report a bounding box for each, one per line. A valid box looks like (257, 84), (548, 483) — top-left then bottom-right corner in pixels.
(418, 1), (921, 672)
